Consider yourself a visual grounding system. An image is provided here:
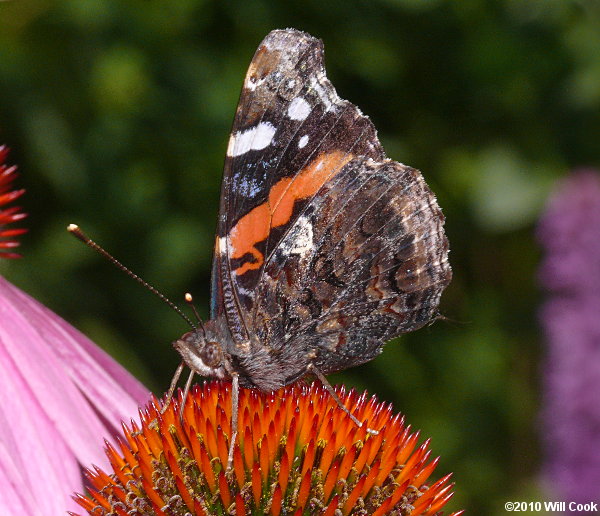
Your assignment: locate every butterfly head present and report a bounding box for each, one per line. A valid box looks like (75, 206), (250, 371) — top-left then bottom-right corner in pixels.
(173, 328), (229, 380)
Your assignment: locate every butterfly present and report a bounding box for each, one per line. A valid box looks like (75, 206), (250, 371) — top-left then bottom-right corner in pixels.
(165, 28), (451, 464)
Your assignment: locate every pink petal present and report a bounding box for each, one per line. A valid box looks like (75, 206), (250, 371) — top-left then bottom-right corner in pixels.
(0, 347), (82, 514)
(0, 276), (150, 513)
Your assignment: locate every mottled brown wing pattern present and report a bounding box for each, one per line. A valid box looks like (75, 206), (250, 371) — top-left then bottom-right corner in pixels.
(211, 29), (385, 344)
(251, 157), (451, 374)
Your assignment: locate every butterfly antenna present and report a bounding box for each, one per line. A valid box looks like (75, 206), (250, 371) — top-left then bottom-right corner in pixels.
(184, 293), (207, 338)
(67, 224), (196, 329)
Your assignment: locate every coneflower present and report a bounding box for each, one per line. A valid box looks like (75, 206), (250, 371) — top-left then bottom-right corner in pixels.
(74, 381), (462, 516)
(0, 145), (27, 258)
(0, 145), (150, 512)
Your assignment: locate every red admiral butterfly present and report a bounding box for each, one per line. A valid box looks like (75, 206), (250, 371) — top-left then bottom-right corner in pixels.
(70, 28), (451, 467)
(172, 28), (451, 460)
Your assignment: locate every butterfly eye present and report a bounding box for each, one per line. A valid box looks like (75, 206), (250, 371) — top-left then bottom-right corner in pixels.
(200, 342), (223, 368)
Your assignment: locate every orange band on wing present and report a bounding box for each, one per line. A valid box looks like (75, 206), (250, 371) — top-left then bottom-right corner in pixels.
(228, 151), (354, 275)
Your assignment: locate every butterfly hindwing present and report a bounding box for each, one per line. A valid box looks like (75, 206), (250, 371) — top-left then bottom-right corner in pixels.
(251, 156), (451, 375)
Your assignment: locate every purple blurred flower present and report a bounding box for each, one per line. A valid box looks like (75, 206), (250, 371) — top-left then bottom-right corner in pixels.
(0, 276), (150, 514)
(538, 170), (600, 295)
(538, 170), (600, 509)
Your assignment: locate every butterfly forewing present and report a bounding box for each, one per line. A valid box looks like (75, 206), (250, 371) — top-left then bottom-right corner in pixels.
(211, 30), (386, 342)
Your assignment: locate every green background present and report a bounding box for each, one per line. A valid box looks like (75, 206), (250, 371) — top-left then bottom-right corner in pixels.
(2, 1), (599, 514)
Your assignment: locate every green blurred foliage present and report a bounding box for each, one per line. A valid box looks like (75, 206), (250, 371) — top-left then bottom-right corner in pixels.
(1, 1), (599, 513)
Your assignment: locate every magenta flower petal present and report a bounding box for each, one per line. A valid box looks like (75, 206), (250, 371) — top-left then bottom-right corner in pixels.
(0, 347), (84, 513)
(0, 276), (150, 513)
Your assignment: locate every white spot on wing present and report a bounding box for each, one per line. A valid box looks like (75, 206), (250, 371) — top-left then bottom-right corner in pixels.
(245, 76), (265, 91)
(218, 236), (228, 255)
(287, 97), (311, 121)
(298, 135), (309, 149)
(227, 122), (276, 157)
(288, 215), (314, 257)
(309, 75), (338, 112)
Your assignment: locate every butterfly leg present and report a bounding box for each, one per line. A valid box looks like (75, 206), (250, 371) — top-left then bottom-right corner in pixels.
(307, 364), (379, 435)
(227, 372), (240, 470)
(161, 360), (185, 414)
(178, 370), (195, 426)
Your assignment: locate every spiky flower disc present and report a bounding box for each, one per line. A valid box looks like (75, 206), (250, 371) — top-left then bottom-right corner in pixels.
(73, 381), (462, 516)
(0, 145), (27, 259)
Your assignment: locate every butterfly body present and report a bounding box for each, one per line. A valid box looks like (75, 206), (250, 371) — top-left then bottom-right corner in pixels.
(173, 29), (451, 395)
